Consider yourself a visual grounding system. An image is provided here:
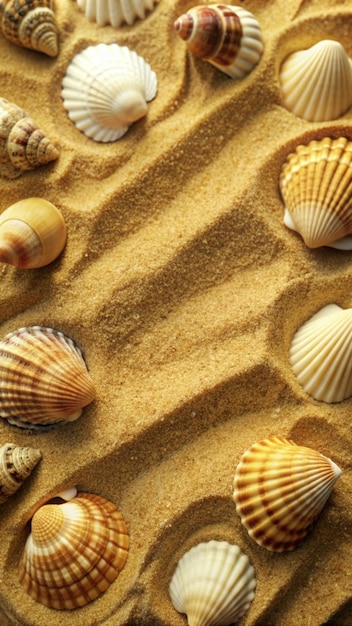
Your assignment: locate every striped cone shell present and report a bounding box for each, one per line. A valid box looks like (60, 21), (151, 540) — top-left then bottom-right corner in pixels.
(0, 0), (59, 57)
(0, 442), (41, 504)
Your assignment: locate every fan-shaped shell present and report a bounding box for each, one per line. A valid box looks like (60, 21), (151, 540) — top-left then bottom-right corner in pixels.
(169, 540), (256, 626)
(0, 0), (58, 57)
(0, 97), (59, 179)
(279, 136), (352, 249)
(233, 436), (342, 552)
(173, 5), (263, 79)
(61, 43), (158, 142)
(19, 492), (129, 609)
(290, 303), (352, 402)
(0, 443), (41, 504)
(76, 0), (157, 27)
(279, 40), (352, 122)
(0, 326), (96, 431)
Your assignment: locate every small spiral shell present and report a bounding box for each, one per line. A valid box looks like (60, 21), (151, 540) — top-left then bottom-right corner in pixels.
(0, 442), (41, 504)
(0, 0), (59, 57)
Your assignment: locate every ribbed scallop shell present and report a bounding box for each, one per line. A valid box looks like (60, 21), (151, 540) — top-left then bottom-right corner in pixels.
(0, 443), (41, 504)
(19, 492), (129, 609)
(233, 436), (342, 552)
(169, 540), (256, 626)
(0, 0), (58, 57)
(61, 43), (158, 142)
(174, 5), (263, 79)
(279, 40), (352, 122)
(290, 303), (352, 402)
(0, 97), (59, 179)
(76, 0), (157, 27)
(0, 326), (96, 431)
(279, 136), (352, 249)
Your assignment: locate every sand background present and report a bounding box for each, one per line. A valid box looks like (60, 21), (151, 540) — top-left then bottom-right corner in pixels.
(0, 0), (352, 624)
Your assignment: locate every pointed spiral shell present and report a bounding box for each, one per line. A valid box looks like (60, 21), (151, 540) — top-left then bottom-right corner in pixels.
(0, 0), (59, 57)
(0, 443), (41, 504)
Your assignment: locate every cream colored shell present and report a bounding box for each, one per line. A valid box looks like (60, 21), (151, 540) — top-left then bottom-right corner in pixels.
(76, 0), (157, 27)
(0, 443), (41, 504)
(0, 0), (58, 57)
(169, 540), (256, 626)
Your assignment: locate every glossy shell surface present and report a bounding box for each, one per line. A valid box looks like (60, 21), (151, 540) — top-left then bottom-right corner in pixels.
(76, 0), (157, 27)
(0, 0), (58, 57)
(0, 443), (41, 504)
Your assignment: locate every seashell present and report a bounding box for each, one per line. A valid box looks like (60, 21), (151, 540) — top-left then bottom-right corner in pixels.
(279, 40), (352, 122)
(233, 436), (342, 552)
(279, 136), (352, 249)
(173, 5), (264, 79)
(0, 0), (58, 57)
(76, 0), (157, 27)
(290, 303), (352, 403)
(169, 540), (256, 626)
(0, 326), (96, 431)
(19, 492), (129, 609)
(61, 43), (158, 142)
(0, 198), (67, 269)
(0, 443), (41, 504)
(0, 97), (59, 179)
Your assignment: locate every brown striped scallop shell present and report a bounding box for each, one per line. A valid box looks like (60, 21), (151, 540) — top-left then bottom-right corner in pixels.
(0, 0), (59, 57)
(0, 443), (41, 504)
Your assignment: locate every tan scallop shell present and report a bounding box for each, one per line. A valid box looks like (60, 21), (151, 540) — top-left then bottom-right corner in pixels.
(0, 443), (41, 504)
(0, 326), (96, 431)
(19, 492), (129, 609)
(76, 0), (157, 27)
(290, 303), (352, 403)
(169, 540), (256, 626)
(233, 436), (342, 552)
(0, 97), (59, 179)
(0, 198), (67, 268)
(279, 40), (352, 122)
(0, 0), (58, 57)
(174, 5), (264, 79)
(279, 136), (352, 249)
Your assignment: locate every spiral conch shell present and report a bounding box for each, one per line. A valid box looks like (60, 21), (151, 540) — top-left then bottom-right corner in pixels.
(0, 326), (96, 431)
(0, 0), (58, 57)
(0, 198), (66, 268)
(233, 436), (342, 552)
(0, 443), (41, 504)
(279, 40), (352, 122)
(61, 43), (158, 142)
(19, 492), (129, 609)
(174, 5), (264, 79)
(169, 540), (256, 626)
(279, 136), (352, 249)
(76, 0), (157, 27)
(0, 97), (59, 179)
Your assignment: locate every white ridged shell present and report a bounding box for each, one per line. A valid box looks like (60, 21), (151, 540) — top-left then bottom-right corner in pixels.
(169, 540), (256, 626)
(279, 40), (352, 122)
(76, 0), (157, 27)
(0, 443), (41, 504)
(61, 43), (158, 142)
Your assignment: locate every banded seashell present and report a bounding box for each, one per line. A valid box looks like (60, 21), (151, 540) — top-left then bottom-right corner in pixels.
(61, 43), (158, 142)
(0, 97), (59, 179)
(279, 40), (352, 122)
(0, 326), (96, 431)
(279, 136), (352, 249)
(19, 492), (129, 609)
(76, 0), (157, 27)
(174, 5), (264, 79)
(290, 303), (352, 403)
(0, 198), (67, 268)
(233, 436), (342, 552)
(0, 0), (58, 57)
(0, 443), (41, 504)
(169, 540), (256, 626)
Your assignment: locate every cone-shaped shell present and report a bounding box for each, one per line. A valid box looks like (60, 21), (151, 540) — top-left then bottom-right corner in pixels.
(0, 0), (58, 57)
(169, 540), (256, 626)
(233, 436), (342, 552)
(0, 326), (96, 431)
(0, 97), (59, 179)
(173, 5), (263, 79)
(0, 443), (41, 504)
(279, 40), (352, 122)
(279, 136), (352, 249)
(76, 0), (157, 27)
(290, 303), (352, 402)
(61, 43), (158, 142)
(19, 492), (129, 609)
(0, 198), (67, 268)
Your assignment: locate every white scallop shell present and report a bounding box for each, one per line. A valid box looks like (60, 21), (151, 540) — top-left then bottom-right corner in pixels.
(279, 40), (352, 122)
(61, 43), (158, 142)
(290, 303), (352, 403)
(76, 0), (157, 27)
(169, 540), (256, 626)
